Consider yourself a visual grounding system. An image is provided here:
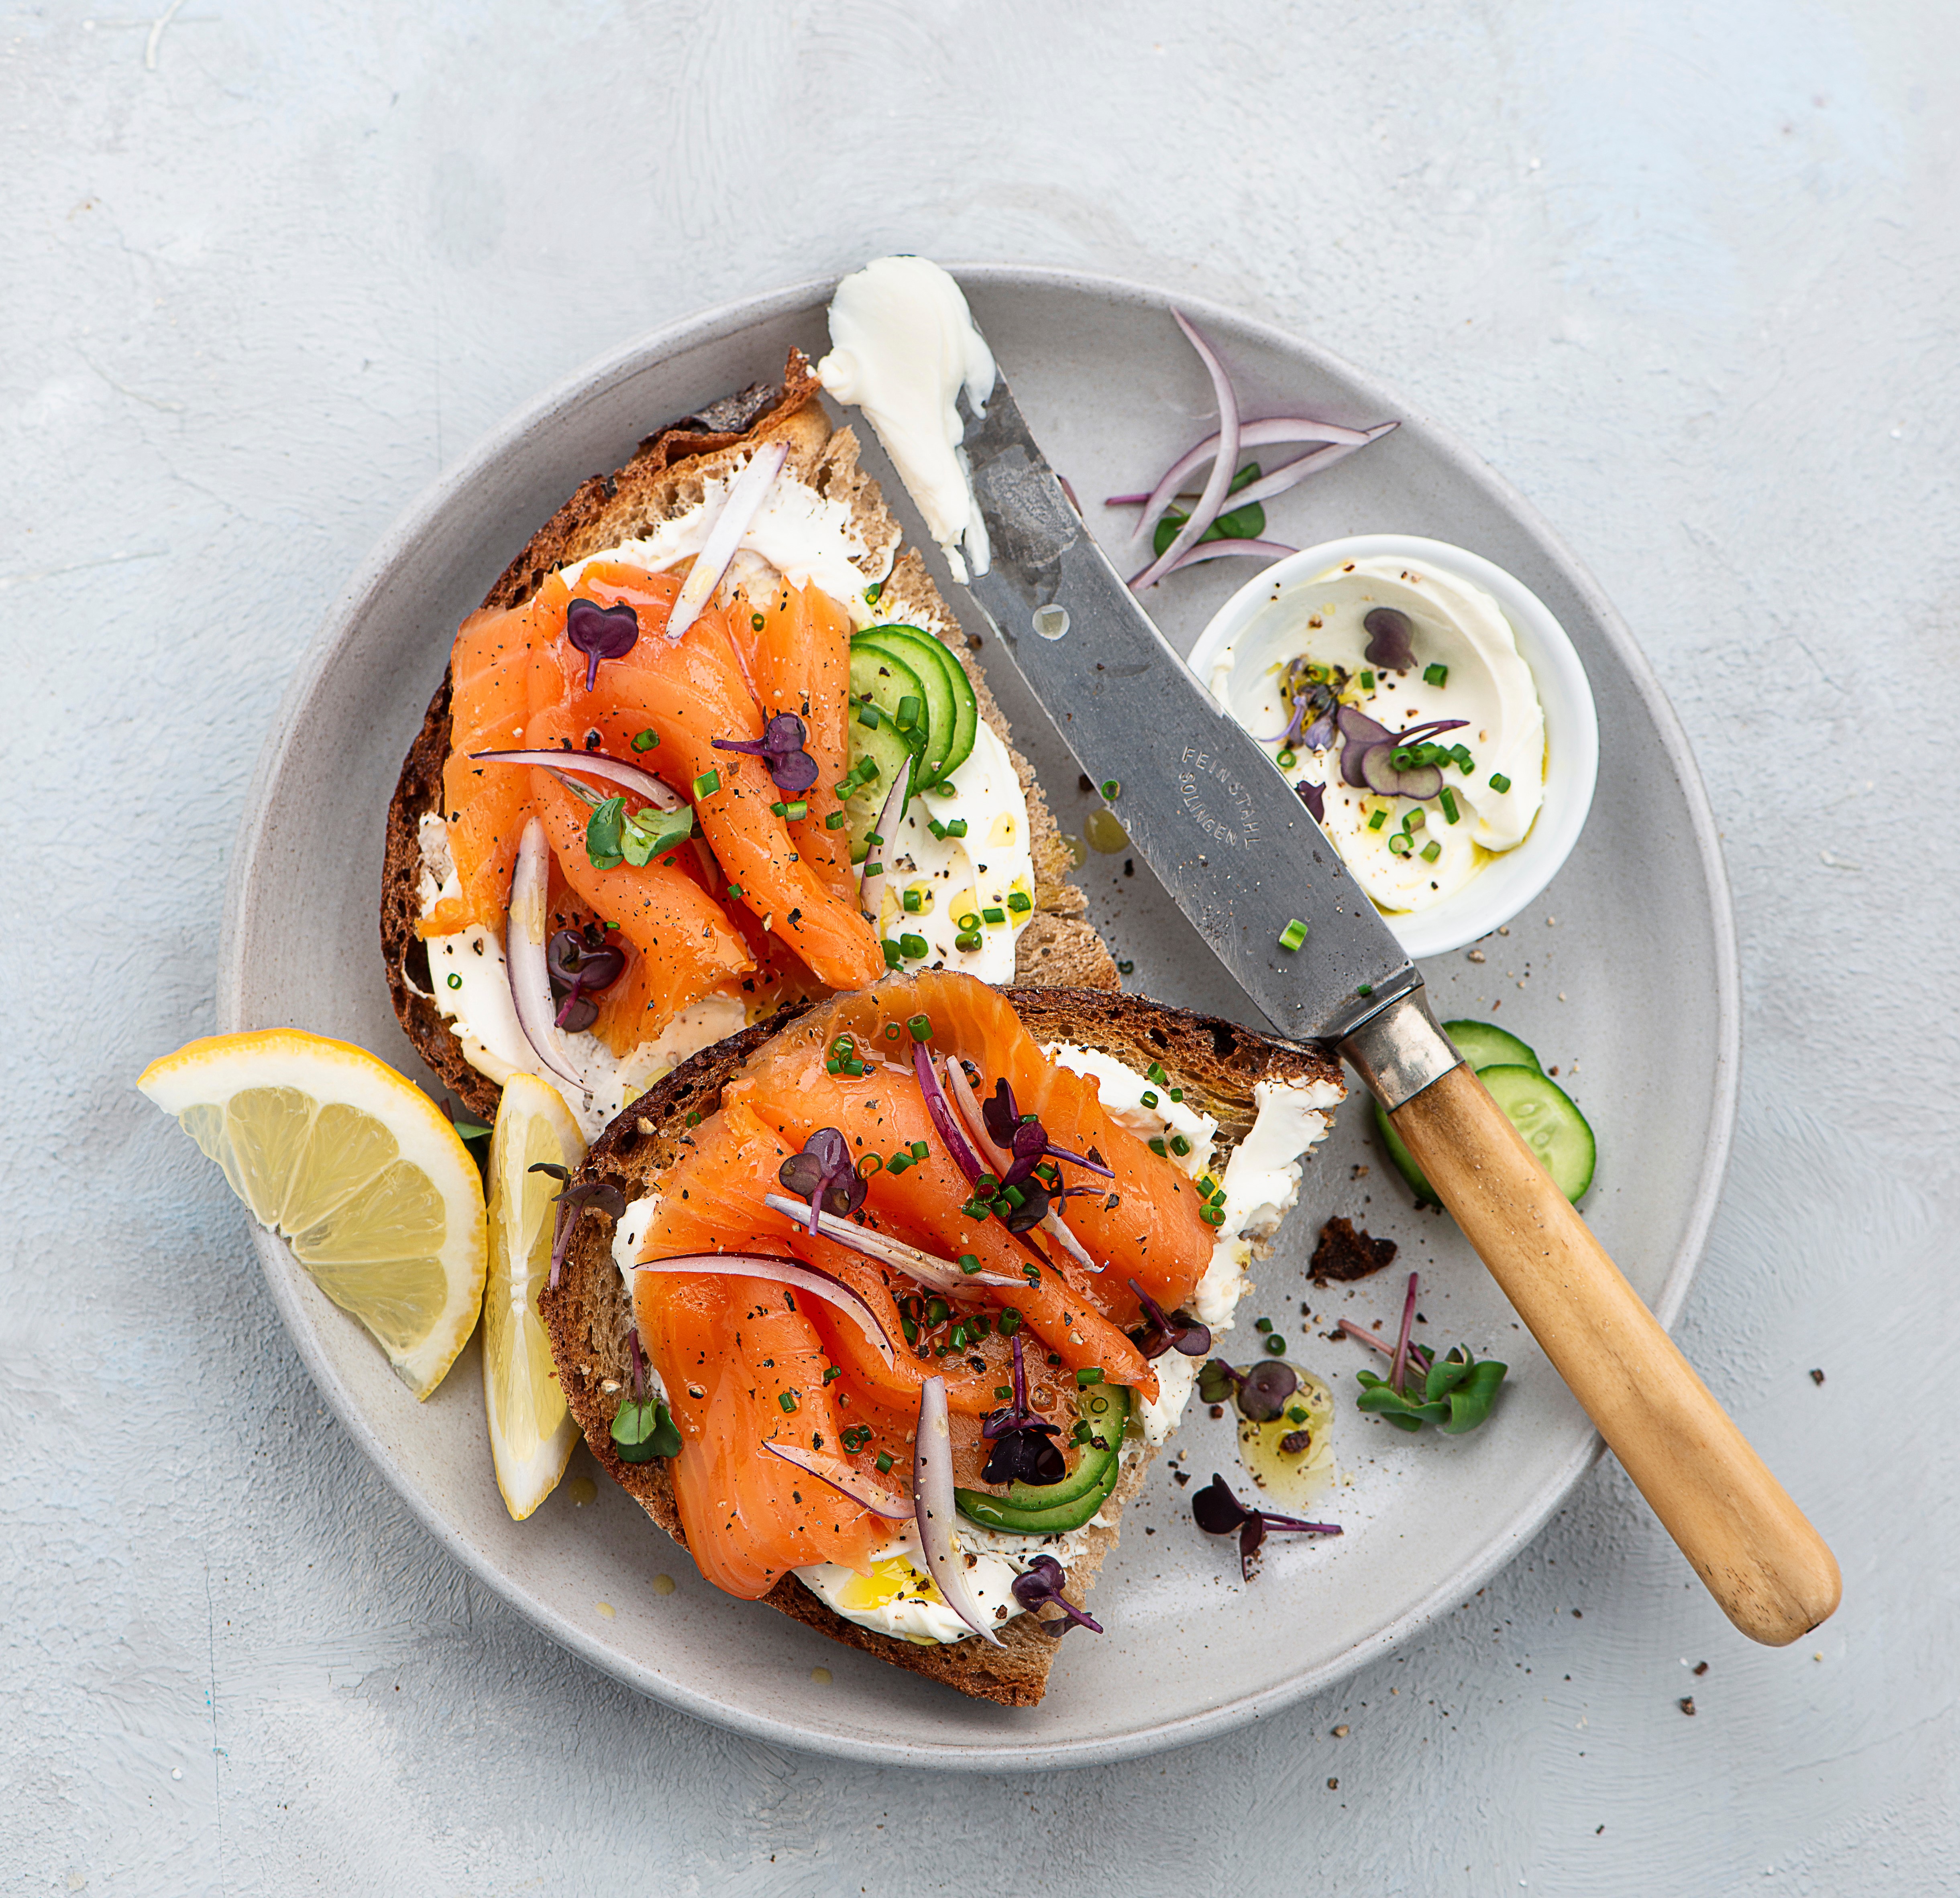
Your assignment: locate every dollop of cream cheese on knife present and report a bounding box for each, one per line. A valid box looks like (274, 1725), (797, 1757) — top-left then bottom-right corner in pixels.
(816, 257), (996, 584)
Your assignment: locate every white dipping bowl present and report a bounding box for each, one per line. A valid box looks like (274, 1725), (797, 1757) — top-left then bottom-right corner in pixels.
(1186, 534), (1599, 959)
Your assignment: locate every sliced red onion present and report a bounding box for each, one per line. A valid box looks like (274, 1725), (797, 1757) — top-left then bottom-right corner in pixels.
(1218, 422), (1399, 510)
(858, 771), (910, 924)
(505, 817), (585, 1088)
(1128, 314), (1241, 593)
(944, 1058), (1013, 1174)
(1361, 747), (1444, 801)
(913, 1041), (985, 1184)
(471, 748), (684, 811)
(762, 1440), (913, 1519)
(1117, 417), (1382, 535)
(1161, 537), (1298, 576)
(632, 1251), (896, 1368)
(914, 1376), (1002, 1646)
(666, 439), (790, 641)
(758, 1192), (1022, 1292)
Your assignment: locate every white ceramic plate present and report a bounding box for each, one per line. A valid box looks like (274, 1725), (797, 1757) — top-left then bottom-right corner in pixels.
(219, 268), (1738, 1770)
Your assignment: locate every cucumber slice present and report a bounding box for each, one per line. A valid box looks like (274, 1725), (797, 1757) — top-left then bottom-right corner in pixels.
(854, 627), (954, 786)
(1438, 1019), (1541, 1073)
(1375, 1062), (1595, 1205)
(841, 716), (915, 855)
(1478, 1064), (1596, 1201)
(862, 624), (978, 784)
(843, 646), (926, 851)
(954, 1385), (1130, 1532)
(955, 1449), (1122, 1535)
(1375, 1018), (1544, 1203)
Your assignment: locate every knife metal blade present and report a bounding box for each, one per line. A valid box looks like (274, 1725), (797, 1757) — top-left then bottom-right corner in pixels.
(954, 367), (1418, 1051)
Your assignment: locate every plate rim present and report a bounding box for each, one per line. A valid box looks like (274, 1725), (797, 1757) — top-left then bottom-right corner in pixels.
(218, 262), (1740, 1771)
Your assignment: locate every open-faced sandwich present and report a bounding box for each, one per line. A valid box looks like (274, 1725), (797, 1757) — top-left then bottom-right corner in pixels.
(542, 969), (1343, 1705)
(381, 350), (1114, 1138)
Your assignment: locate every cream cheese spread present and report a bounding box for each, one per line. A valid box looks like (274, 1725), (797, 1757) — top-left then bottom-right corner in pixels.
(1208, 557), (1545, 914)
(817, 257), (996, 584)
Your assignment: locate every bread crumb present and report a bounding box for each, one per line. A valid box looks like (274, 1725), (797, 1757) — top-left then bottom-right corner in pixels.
(1332, 1724), (1350, 1737)
(1679, 1696), (1695, 1715)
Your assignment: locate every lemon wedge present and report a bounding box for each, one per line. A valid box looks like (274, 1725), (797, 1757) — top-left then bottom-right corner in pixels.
(483, 1073), (585, 1519)
(137, 1029), (488, 1398)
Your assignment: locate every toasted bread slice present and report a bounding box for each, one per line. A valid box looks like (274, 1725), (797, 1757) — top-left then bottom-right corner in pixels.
(539, 987), (1343, 1707)
(381, 352), (1115, 1120)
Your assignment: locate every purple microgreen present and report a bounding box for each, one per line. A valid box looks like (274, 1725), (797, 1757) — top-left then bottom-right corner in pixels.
(1191, 1473), (1341, 1580)
(546, 926), (627, 1032)
(1388, 1270), (1419, 1394)
(1361, 606), (1415, 670)
(980, 1332), (1068, 1485)
(1298, 779), (1326, 824)
(531, 1165), (627, 1290)
(712, 712), (819, 796)
(624, 1324), (649, 1401)
(1125, 1276), (1211, 1360)
(1336, 703), (1393, 788)
(610, 1336), (680, 1463)
(564, 598), (640, 692)
(776, 1126), (865, 1233)
(1011, 1554), (1103, 1637)
(1194, 1356), (1297, 1420)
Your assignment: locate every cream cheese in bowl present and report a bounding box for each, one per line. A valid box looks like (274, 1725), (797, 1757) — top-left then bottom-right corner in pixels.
(1188, 536), (1597, 957)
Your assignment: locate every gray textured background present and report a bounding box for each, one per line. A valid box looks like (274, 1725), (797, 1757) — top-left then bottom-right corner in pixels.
(6, 1), (1957, 1892)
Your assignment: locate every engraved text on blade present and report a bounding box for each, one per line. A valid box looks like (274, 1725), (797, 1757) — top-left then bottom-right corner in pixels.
(1177, 745), (1263, 848)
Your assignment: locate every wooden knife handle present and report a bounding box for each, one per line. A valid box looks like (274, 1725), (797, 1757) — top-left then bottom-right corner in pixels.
(1391, 1062), (1840, 1645)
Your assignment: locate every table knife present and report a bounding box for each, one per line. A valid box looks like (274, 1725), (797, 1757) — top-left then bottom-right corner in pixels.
(941, 361), (1839, 1646)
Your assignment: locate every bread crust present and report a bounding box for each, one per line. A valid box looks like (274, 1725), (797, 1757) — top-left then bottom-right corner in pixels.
(380, 352), (1115, 1117)
(538, 986), (1343, 1705)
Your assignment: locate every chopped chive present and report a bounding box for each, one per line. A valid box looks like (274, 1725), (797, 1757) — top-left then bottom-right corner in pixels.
(981, 905), (1005, 925)
(863, 862), (883, 880)
(1117, 959), (1135, 975)
(1255, 1317), (1273, 1333)
(875, 1451), (893, 1472)
(895, 694), (922, 730)
(945, 818), (968, 838)
(857, 701), (882, 729)
(954, 932), (981, 952)
(994, 1385), (1013, 1400)
(1200, 1205), (1226, 1226)
(1424, 662), (1449, 687)
(1141, 1090), (1159, 1108)
(1406, 807), (1425, 831)
(1357, 982), (1374, 997)
(1169, 1133), (1191, 1156)
(1490, 772), (1512, 793)
(959, 1254), (981, 1275)
(1276, 748), (1298, 768)
(631, 728), (658, 751)
(1388, 833), (1412, 857)
(928, 818), (947, 840)
(692, 769), (720, 798)
(998, 1307), (1023, 1336)
(750, 613), (766, 631)
(1022, 1263), (1042, 1285)
(881, 940), (903, 969)
(825, 1058), (841, 1075)
(1264, 1334), (1288, 1356)
(956, 912), (980, 931)
(1100, 778), (1121, 800)
(1368, 808), (1388, 831)
(1147, 1062), (1168, 1084)
(825, 809), (846, 830)
(902, 888), (923, 913)
(907, 1013), (932, 1041)
(822, 1365), (843, 1383)
(1279, 917), (1308, 953)
(1006, 891), (1031, 913)
(1149, 1136), (1168, 1157)
(725, 884), (744, 899)
(899, 933), (928, 959)
(865, 581), (883, 605)
(1076, 1367), (1105, 1389)
(777, 1391), (798, 1413)
(1421, 839), (1442, 863)
(887, 1152), (911, 1173)
(1360, 670), (1375, 690)
(1438, 786), (1460, 825)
